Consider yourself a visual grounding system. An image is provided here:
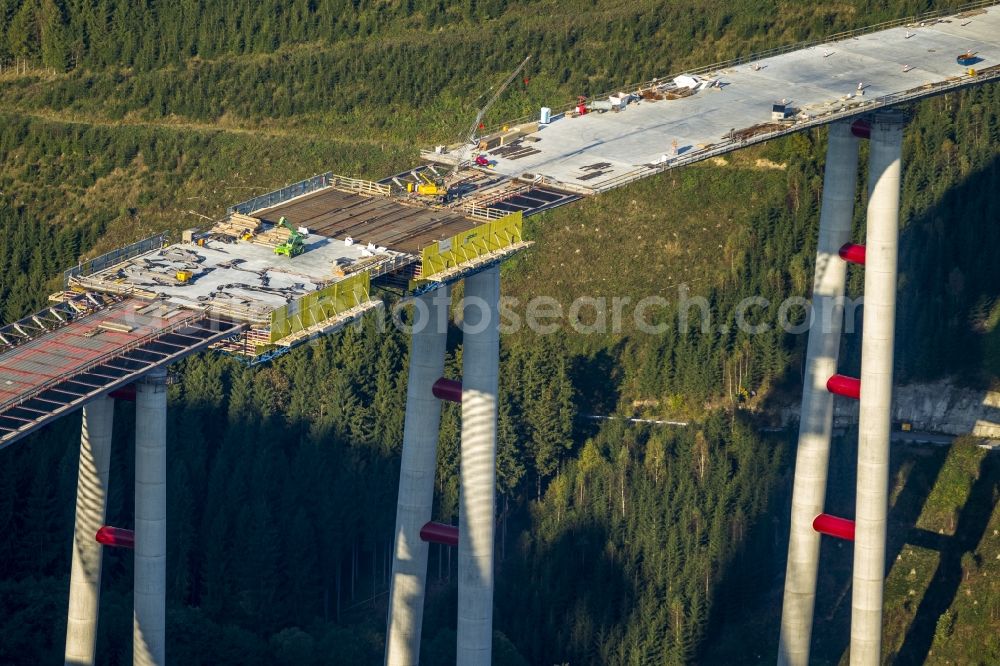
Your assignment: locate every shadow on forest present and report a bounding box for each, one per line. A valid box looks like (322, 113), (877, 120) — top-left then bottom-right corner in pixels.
(703, 429), (792, 664)
(892, 150), (1000, 386)
(495, 520), (634, 665)
(893, 452), (999, 664)
(569, 342), (624, 416)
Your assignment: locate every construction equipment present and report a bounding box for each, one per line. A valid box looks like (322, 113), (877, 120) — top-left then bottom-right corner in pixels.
(402, 57), (530, 205)
(175, 270), (193, 283)
(273, 217), (305, 258)
(452, 55), (532, 175)
(407, 170), (449, 200)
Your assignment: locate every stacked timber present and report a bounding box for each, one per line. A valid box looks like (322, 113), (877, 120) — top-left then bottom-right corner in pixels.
(212, 213), (261, 239)
(252, 224), (292, 248)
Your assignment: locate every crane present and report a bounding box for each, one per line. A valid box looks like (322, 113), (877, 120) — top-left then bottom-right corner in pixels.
(406, 56), (532, 203)
(452, 55), (532, 176)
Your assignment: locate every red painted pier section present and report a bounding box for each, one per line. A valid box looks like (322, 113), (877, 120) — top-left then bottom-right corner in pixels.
(827, 374), (861, 400)
(813, 514), (856, 541)
(419, 521), (459, 547)
(431, 378), (462, 403)
(96, 526), (135, 549)
(839, 243), (867, 265)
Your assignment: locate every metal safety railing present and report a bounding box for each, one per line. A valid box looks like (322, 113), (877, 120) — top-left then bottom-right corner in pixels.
(227, 172), (334, 215)
(227, 172), (396, 217)
(477, 0), (998, 138)
(63, 234), (167, 286)
(464, 204), (511, 222)
(328, 174), (394, 197)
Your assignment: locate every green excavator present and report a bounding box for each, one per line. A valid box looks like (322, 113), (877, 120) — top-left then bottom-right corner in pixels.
(273, 217), (305, 258)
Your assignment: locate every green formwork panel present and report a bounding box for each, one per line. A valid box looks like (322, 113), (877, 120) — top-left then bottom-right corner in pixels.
(269, 272), (370, 343)
(420, 211), (523, 277)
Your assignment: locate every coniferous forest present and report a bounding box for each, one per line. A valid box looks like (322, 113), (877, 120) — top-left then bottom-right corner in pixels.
(1, 1), (1000, 664)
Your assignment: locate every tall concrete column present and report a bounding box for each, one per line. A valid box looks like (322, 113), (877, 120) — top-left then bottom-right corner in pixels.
(778, 121), (860, 666)
(65, 396), (115, 666)
(134, 368), (167, 666)
(457, 266), (500, 666)
(851, 111), (904, 666)
(386, 287), (452, 666)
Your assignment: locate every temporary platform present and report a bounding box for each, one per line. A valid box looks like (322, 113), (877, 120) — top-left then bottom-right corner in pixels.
(46, 163), (536, 365)
(253, 186), (478, 255)
(0, 293), (244, 449)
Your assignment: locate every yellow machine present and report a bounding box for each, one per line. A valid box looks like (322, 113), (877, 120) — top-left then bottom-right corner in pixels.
(407, 171), (448, 197)
(176, 270), (193, 283)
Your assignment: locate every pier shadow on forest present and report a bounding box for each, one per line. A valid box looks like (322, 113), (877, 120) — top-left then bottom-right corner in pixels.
(492, 521), (634, 666)
(892, 451), (999, 664)
(569, 343), (624, 418)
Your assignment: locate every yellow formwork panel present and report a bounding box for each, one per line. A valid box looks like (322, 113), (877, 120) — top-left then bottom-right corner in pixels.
(269, 271), (371, 343)
(420, 211), (523, 277)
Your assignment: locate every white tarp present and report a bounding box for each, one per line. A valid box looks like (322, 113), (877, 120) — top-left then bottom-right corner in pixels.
(673, 74), (701, 89)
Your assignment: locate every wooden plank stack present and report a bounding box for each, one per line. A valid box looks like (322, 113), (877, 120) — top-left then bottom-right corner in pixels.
(212, 213), (261, 239)
(251, 224), (292, 248)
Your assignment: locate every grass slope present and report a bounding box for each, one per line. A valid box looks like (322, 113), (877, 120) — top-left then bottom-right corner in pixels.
(504, 155), (787, 349)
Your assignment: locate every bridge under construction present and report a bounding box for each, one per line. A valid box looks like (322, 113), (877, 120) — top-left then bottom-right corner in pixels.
(1, 3), (999, 665)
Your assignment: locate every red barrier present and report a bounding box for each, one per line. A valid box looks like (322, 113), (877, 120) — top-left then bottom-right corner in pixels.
(432, 378), (462, 403)
(419, 521), (459, 547)
(96, 526), (135, 549)
(851, 119), (871, 139)
(838, 243), (867, 266)
(813, 513), (855, 541)
(827, 374), (861, 400)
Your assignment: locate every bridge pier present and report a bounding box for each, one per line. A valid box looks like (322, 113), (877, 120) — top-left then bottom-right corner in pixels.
(65, 395), (115, 666)
(779, 111), (905, 666)
(386, 267), (502, 665)
(134, 368), (167, 666)
(386, 287), (451, 666)
(778, 121), (860, 666)
(851, 110), (905, 666)
(457, 265), (500, 666)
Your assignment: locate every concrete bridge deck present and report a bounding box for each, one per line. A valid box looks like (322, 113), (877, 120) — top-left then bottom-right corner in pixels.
(428, 4), (1000, 193)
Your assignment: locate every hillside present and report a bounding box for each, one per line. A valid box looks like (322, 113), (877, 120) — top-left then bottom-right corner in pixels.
(1, 1), (999, 664)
